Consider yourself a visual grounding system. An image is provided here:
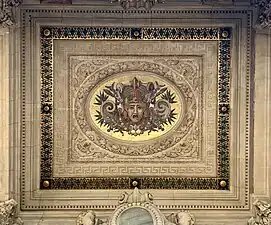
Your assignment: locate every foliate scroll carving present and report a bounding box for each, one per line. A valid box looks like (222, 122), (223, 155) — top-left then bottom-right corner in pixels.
(110, 0), (166, 10)
(0, 0), (21, 27)
(253, 0), (271, 28)
(76, 188), (195, 225)
(248, 200), (271, 225)
(0, 199), (23, 225)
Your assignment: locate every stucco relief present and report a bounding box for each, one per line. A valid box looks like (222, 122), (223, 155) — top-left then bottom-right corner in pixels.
(71, 57), (201, 159)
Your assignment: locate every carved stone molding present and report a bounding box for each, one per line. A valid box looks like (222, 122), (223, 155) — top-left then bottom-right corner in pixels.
(0, 199), (23, 225)
(0, 0), (21, 27)
(253, 0), (271, 28)
(110, 0), (166, 10)
(76, 188), (195, 225)
(248, 200), (271, 225)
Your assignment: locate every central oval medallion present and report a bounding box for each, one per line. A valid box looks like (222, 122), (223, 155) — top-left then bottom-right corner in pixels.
(87, 71), (183, 142)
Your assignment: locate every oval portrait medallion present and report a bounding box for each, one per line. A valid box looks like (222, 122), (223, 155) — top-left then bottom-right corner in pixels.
(87, 71), (183, 142)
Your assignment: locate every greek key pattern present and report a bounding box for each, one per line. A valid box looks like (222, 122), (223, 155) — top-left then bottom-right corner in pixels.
(40, 26), (231, 189)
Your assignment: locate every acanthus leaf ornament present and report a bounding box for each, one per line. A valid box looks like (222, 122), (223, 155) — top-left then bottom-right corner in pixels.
(248, 199), (271, 225)
(0, 199), (23, 225)
(110, 0), (166, 10)
(253, 0), (271, 28)
(0, 0), (21, 27)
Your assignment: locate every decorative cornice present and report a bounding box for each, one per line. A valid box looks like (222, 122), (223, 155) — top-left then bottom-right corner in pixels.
(110, 0), (166, 10)
(0, 199), (23, 225)
(248, 200), (271, 225)
(253, 0), (271, 28)
(0, 0), (21, 28)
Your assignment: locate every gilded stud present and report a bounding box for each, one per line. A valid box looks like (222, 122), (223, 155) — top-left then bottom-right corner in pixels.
(43, 180), (50, 187)
(43, 105), (50, 112)
(44, 29), (51, 37)
(222, 31), (228, 38)
(220, 180), (227, 187)
(133, 31), (140, 37)
(132, 180), (138, 187)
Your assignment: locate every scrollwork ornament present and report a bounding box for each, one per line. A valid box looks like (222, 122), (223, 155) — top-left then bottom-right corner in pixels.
(248, 200), (271, 225)
(253, 0), (271, 28)
(0, 0), (21, 27)
(0, 199), (23, 225)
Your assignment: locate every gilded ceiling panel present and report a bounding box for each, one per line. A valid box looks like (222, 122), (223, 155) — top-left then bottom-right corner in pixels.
(39, 27), (230, 190)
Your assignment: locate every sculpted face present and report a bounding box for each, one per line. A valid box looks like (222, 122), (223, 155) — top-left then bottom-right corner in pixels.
(126, 102), (146, 124)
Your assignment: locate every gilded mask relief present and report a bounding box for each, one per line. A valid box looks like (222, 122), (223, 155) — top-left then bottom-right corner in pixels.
(92, 76), (178, 137)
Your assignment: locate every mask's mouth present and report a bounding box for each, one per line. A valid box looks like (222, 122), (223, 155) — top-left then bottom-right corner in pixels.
(132, 114), (139, 119)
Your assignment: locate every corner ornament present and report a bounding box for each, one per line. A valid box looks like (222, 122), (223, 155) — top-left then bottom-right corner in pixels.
(110, 0), (166, 10)
(0, 199), (23, 225)
(0, 0), (21, 27)
(76, 188), (195, 225)
(248, 200), (271, 225)
(253, 0), (271, 28)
